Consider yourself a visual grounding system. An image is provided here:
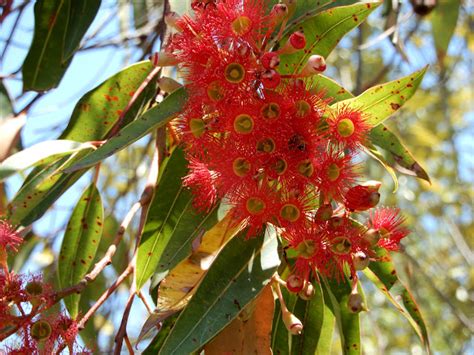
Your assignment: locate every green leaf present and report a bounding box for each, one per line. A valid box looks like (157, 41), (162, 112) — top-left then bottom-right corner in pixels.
(322, 276), (360, 355)
(0, 81), (13, 118)
(158, 226), (280, 354)
(58, 183), (104, 318)
(60, 61), (155, 142)
(333, 66), (427, 126)
(62, 0), (101, 61)
(315, 74), (430, 183)
(22, 0), (72, 91)
(362, 143), (399, 191)
(369, 125), (431, 183)
(136, 148), (219, 290)
(7, 155), (86, 226)
(315, 74), (354, 102)
(291, 282), (325, 355)
(316, 297), (335, 354)
(8, 61), (156, 226)
(0, 140), (93, 181)
(65, 88), (188, 173)
(431, 0), (460, 62)
(364, 248), (430, 352)
(278, 2), (380, 75)
(142, 313), (180, 355)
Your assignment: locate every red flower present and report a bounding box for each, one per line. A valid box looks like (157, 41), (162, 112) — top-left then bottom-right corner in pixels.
(369, 207), (410, 251)
(0, 220), (22, 253)
(327, 105), (370, 149)
(183, 158), (219, 212)
(315, 149), (360, 201)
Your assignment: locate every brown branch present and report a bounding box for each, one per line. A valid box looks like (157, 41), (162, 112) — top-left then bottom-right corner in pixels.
(77, 263), (134, 330)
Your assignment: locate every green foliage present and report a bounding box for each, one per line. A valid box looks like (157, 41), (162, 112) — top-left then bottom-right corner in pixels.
(58, 183), (104, 318)
(22, 0), (101, 91)
(278, 2), (380, 74)
(136, 148), (219, 290)
(157, 227), (280, 354)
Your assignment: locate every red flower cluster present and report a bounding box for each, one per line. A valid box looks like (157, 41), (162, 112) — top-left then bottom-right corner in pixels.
(162, 0), (409, 284)
(0, 220), (88, 354)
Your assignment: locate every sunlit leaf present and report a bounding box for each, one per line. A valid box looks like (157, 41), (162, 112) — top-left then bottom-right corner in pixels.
(364, 248), (430, 352)
(65, 88), (188, 173)
(369, 125), (431, 183)
(278, 2), (380, 75)
(8, 62), (156, 226)
(58, 183), (104, 318)
(158, 226), (280, 354)
(0, 140), (93, 181)
(0, 116), (25, 163)
(60, 61), (155, 142)
(137, 213), (237, 342)
(205, 284), (274, 355)
(333, 66), (427, 126)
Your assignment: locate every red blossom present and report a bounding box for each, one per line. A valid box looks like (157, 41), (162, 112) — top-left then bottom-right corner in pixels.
(0, 220), (22, 253)
(369, 207), (410, 251)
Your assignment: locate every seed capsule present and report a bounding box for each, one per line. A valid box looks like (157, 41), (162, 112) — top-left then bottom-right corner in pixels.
(353, 251), (370, 271)
(246, 197), (266, 215)
(282, 310), (303, 335)
(347, 292), (365, 313)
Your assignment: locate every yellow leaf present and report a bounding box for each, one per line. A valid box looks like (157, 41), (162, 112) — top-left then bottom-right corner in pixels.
(204, 284), (275, 355)
(155, 213), (240, 316)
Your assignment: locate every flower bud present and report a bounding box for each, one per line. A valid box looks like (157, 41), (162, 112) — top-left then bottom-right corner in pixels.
(298, 281), (315, 300)
(353, 251), (370, 271)
(270, 4), (289, 22)
(150, 52), (179, 67)
(286, 274), (305, 293)
(282, 0), (297, 17)
(261, 52), (280, 69)
(347, 292), (365, 313)
(280, 32), (306, 54)
(282, 309), (303, 335)
(344, 181), (382, 211)
(300, 55), (326, 76)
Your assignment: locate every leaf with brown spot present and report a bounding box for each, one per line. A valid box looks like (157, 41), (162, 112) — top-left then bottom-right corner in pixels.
(205, 284), (274, 355)
(58, 183), (104, 318)
(157, 226), (280, 354)
(137, 212), (238, 342)
(333, 66), (427, 126)
(364, 248), (430, 352)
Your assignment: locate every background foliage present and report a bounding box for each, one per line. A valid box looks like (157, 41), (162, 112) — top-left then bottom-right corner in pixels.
(0, 0), (472, 353)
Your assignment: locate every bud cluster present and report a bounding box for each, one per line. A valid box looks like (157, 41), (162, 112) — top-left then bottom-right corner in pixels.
(160, 1), (410, 282)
